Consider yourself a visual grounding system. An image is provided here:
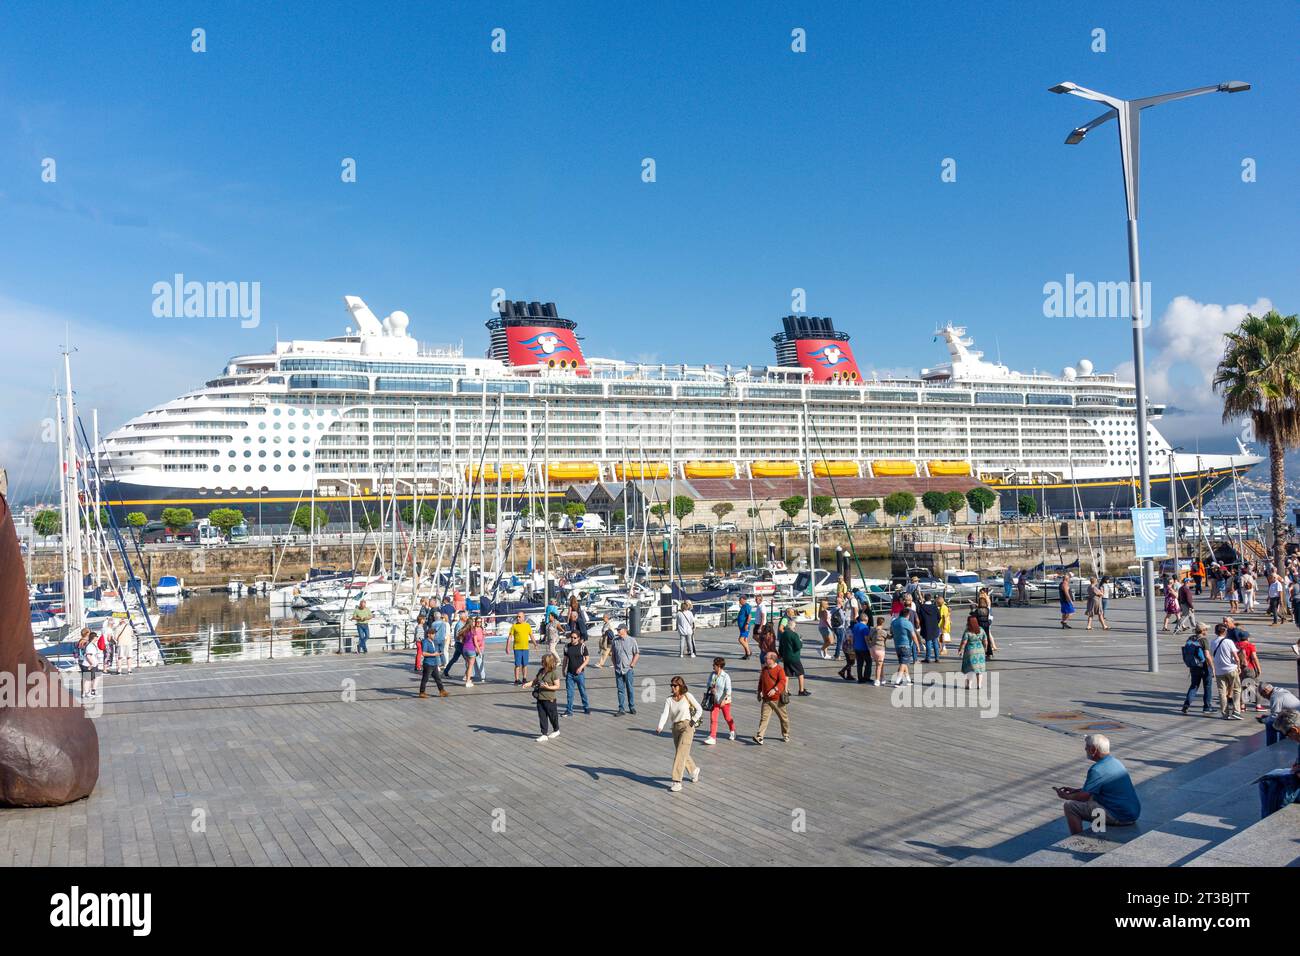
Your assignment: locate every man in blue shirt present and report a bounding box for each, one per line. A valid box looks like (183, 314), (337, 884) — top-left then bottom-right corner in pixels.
(850, 612), (874, 684)
(889, 612), (920, 686)
(1054, 734), (1141, 834)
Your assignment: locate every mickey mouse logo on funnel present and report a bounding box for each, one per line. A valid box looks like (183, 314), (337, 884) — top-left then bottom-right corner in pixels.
(504, 325), (588, 373)
(795, 338), (861, 383)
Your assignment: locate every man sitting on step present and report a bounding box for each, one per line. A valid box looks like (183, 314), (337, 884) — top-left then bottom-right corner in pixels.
(1256, 709), (1300, 820)
(1053, 733), (1142, 836)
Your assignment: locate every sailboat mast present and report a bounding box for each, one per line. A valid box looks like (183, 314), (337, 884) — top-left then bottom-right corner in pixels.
(55, 399), (70, 606)
(63, 350), (85, 633)
(92, 408), (103, 585)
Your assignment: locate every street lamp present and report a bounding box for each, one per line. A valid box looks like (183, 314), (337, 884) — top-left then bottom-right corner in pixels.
(1050, 79), (1249, 673)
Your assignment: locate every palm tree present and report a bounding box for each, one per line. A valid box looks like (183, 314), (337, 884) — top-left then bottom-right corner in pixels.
(1213, 310), (1300, 571)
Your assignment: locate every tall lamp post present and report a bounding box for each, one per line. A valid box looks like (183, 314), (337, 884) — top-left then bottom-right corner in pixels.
(1049, 79), (1249, 673)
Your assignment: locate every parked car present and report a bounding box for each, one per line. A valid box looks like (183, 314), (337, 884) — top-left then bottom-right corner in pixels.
(715, 522), (738, 533)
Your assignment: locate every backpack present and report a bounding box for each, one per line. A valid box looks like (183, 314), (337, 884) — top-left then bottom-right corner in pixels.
(830, 607), (844, 628)
(1181, 637), (1205, 669)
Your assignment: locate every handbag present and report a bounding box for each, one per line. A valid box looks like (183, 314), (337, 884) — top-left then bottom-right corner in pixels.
(701, 687), (717, 712)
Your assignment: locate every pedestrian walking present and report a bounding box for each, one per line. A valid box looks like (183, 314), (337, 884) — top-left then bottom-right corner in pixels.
(352, 599), (372, 653)
(918, 594), (941, 663)
(736, 596), (754, 660)
(1085, 576), (1109, 630)
(702, 657), (736, 744)
(417, 628), (448, 699)
(1236, 629), (1262, 709)
(832, 595), (849, 659)
(1179, 623), (1214, 714)
(1267, 572), (1284, 625)
(77, 629), (103, 701)
(890, 608), (921, 685)
(461, 616), (484, 688)
(778, 612), (810, 697)
(975, 589), (999, 656)
(414, 599), (432, 673)
(956, 613), (987, 690)
(849, 612), (872, 682)
(752, 652), (790, 744)
(676, 600), (698, 658)
(610, 625), (640, 716)
(1161, 578), (1180, 631)
(1177, 576), (1197, 632)
(443, 610), (470, 677)
(936, 594), (952, 656)
(1209, 623), (1243, 720)
(756, 621), (778, 668)
(1059, 573), (1075, 628)
(508, 611), (534, 685)
(530, 653), (562, 741)
(816, 600), (833, 659)
(657, 676), (704, 791)
(1242, 569), (1256, 614)
(562, 629), (591, 716)
(869, 615), (889, 685)
(594, 612), (615, 667)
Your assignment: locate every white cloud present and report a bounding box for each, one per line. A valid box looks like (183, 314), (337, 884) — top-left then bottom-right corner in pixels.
(1113, 295), (1273, 447)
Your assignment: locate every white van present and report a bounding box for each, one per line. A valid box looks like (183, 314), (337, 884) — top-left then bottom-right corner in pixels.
(562, 512), (606, 533)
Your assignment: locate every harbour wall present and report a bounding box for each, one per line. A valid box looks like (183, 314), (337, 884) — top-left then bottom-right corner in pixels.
(31, 520), (1146, 589)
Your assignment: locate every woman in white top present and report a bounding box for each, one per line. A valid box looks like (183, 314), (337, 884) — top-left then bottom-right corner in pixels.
(79, 629), (104, 700)
(702, 657), (736, 745)
(675, 601), (697, 658)
(656, 675), (703, 792)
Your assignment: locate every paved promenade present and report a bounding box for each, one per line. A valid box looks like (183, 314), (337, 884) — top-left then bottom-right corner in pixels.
(2, 595), (1297, 866)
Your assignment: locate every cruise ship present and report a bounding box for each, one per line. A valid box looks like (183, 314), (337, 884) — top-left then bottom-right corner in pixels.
(98, 297), (1260, 524)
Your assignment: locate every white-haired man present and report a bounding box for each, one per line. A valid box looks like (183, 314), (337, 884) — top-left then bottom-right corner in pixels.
(1257, 709), (1300, 819)
(1259, 684), (1300, 746)
(1053, 734), (1141, 835)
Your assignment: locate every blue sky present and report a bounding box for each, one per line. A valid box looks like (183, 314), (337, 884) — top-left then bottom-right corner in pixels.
(1, 0), (1297, 498)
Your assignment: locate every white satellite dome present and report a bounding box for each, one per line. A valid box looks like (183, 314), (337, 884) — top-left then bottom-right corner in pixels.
(386, 310), (411, 336)
(1078, 358), (1094, 376)
(1062, 366), (1077, 381)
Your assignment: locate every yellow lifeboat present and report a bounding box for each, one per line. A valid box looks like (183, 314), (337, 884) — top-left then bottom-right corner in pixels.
(683, 461), (736, 479)
(813, 460), (859, 478)
(465, 463), (526, 483)
(871, 460), (918, 477)
(545, 462), (600, 483)
(927, 460), (972, 477)
(750, 460), (800, 478)
(614, 462), (670, 480)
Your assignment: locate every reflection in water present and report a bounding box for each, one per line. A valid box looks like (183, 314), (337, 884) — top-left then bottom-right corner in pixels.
(148, 592), (361, 663)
